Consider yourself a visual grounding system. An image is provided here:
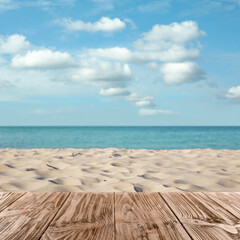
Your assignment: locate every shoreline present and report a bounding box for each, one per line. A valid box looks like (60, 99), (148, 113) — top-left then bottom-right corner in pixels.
(1, 147), (240, 150)
(0, 148), (239, 192)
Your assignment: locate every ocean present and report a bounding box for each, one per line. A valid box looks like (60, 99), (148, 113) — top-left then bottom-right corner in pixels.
(0, 126), (240, 149)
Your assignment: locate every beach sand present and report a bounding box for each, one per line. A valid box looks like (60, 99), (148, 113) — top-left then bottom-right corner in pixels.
(0, 148), (239, 192)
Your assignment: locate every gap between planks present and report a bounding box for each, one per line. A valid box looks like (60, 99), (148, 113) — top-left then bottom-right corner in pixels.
(158, 192), (194, 240)
(0, 192), (239, 240)
(161, 192), (240, 240)
(38, 192), (71, 240)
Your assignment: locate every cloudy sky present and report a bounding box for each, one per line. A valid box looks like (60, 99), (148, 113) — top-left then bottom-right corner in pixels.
(0, 0), (240, 126)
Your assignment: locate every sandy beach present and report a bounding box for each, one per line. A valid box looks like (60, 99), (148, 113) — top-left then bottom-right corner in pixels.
(0, 148), (239, 192)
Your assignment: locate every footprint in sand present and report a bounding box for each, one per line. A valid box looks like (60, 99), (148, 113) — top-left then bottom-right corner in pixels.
(71, 152), (82, 157)
(36, 177), (45, 180)
(112, 153), (121, 157)
(46, 164), (59, 170)
(5, 164), (15, 169)
(26, 168), (36, 171)
(48, 180), (59, 185)
(133, 184), (145, 192)
(111, 162), (125, 167)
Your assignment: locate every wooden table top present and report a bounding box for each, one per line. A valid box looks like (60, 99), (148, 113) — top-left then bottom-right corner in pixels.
(0, 192), (239, 239)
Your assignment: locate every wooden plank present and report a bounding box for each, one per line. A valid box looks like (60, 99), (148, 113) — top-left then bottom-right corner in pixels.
(205, 192), (240, 219)
(161, 192), (240, 240)
(0, 192), (25, 212)
(41, 192), (114, 240)
(0, 192), (69, 240)
(115, 192), (191, 240)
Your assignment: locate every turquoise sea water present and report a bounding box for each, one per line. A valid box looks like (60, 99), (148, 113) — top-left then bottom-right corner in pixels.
(0, 126), (240, 149)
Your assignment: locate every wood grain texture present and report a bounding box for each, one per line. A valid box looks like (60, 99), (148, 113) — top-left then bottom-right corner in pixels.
(115, 192), (191, 240)
(161, 192), (240, 240)
(41, 192), (114, 240)
(0, 192), (239, 239)
(205, 192), (240, 219)
(0, 192), (69, 240)
(0, 192), (25, 212)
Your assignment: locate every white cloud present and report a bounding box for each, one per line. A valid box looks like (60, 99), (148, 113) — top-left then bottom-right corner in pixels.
(88, 45), (199, 63)
(142, 45), (199, 62)
(88, 21), (204, 65)
(0, 34), (31, 54)
(99, 87), (130, 96)
(87, 47), (144, 63)
(57, 17), (126, 32)
(0, 20), (205, 116)
(11, 49), (76, 69)
(225, 86), (240, 99)
(72, 58), (132, 88)
(135, 99), (154, 107)
(137, 21), (205, 45)
(0, 63), (75, 100)
(139, 108), (173, 116)
(126, 93), (156, 107)
(160, 61), (205, 84)
(133, 21), (204, 63)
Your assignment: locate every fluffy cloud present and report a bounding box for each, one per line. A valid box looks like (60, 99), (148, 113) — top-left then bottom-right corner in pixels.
(11, 49), (76, 69)
(72, 59), (132, 88)
(134, 21), (204, 62)
(139, 108), (173, 116)
(143, 45), (199, 62)
(0, 21), (202, 117)
(137, 21), (205, 45)
(57, 17), (126, 32)
(99, 87), (130, 96)
(87, 47), (144, 63)
(225, 86), (240, 99)
(126, 93), (156, 107)
(88, 45), (199, 63)
(0, 34), (31, 54)
(88, 21), (204, 67)
(160, 61), (205, 84)
(0, 63), (76, 99)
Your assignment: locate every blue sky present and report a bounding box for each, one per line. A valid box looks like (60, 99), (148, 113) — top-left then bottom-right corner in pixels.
(0, 0), (240, 126)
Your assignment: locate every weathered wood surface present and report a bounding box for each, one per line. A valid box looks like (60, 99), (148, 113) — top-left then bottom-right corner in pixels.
(161, 192), (240, 240)
(0, 192), (69, 240)
(0, 192), (239, 240)
(115, 192), (191, 240)
(206, 192), (240, 219)
(41, 193), (114, 240)
(0, 192), (25, 212)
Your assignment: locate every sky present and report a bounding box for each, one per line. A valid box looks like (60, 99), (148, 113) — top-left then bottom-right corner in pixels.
(0, 0), (240, 126)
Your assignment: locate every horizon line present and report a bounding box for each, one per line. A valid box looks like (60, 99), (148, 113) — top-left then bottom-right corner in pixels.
(0, 125), (240, 127)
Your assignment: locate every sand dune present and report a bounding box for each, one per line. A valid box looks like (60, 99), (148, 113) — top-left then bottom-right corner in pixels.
(0, 148), (239, 192)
